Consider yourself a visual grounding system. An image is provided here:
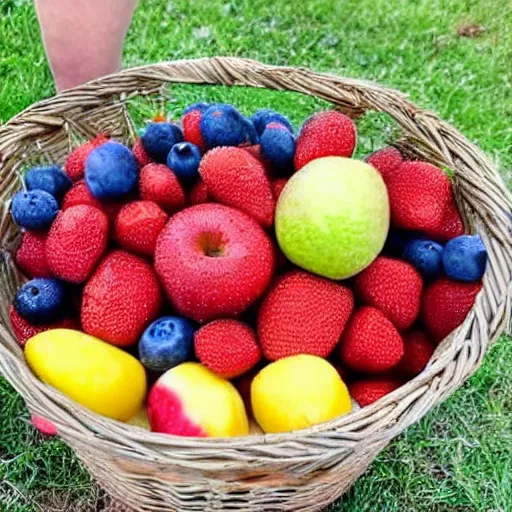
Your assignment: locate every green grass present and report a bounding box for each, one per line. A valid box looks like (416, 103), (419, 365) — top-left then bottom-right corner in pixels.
(1, 0), (511, 510)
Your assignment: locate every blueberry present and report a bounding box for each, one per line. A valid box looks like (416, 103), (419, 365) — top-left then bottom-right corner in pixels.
(260, 124), (296, 173)
(403, 239), (444, 279)
(85, 141), (138, 200)
(167, 142), (201, 186)
(11, 190), (58, 230)
(251, 109), (294, 136)
(382, 229), (419, 257)
(25, 165), (72, 203)
(138, 316), (196, 372)
(200, 104), (248, 148)
(184, 102), (210, 114)
(242, 117), (259, 145)
(442, 235), (487, 282)
(13, 278), (67, 324)
(141, 122), (184, 163)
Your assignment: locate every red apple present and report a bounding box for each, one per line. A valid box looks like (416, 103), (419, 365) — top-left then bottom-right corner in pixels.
(154, 203), (274, 322)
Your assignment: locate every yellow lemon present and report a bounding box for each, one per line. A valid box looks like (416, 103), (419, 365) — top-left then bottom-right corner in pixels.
(251, 355), (351, 433)
(147, 362), (249, 437)
(25, 329), (146, 421)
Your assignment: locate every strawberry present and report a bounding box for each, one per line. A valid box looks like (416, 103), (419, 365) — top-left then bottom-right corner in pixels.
(349, 377), (401, 407)
(397, 330), (434, 376)
(15, 231), (51, 278)
(365, 146), (403, 185)
(64, 134), (108, 182)
(132, 139), (153, 167)
(182, 108), (206, 152)
(189, 180), (212, 205)
(425, 200), (465, 242)
(271, 178), (288, 201)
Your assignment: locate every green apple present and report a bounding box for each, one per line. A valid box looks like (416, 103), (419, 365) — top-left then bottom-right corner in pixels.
(275, 157), (389, 280)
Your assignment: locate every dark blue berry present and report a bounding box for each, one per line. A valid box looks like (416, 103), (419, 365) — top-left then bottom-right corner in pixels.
(260, 124), (296, 173)
(25, 165), (72, 203)
(383, 230), (419, 257)
(11, 190), (58, 230)
(184, 102), (210, 114)
(85, 141), (138, 200)
(403, 239), (444, 279)
(13, 278), (67, 324)
(242, 117), (259, 145)
(251, 109), (294, 135)
(167, 142), (201, 186)
(442, 235), (487, 282)
(141, 122), (184, 163)
(200, 104), (248, 148)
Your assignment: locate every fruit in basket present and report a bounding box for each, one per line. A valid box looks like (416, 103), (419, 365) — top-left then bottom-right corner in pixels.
(114, 200), (168, 257)
(258, 270), (353, 360)
(167, 142), (201, 186)
(46, 205), (109, 283)
(426, 200), (464, 241)
(139, 163), (186, 214)
(132, 139), (152, 167)
(189, 180), (211, 205)
(138, 316), (196, 372)
(25, 165), (72, 203)
(85, 141), (139, 200)
(25, 329), (146, 421)
(353, 256), (423, 331)
(294, 111), (356, 170)
(147, 362), (249, 437)
(155, 203), (274, 323)
(141, 122), (184, 163)
(65, 134), (109, 182)
(31, 415), (58, 436)
(251, 109), (294, 135)
(340, 306), (404, 373)
(127, 407), (151, 430)
(81, 250), (162, 346)
(365, 146), (403, 185)
(348, 377), (401, 407)
(403, 238), (444, 279)
(275, 157), (389, 280)
(15, 231), (50, 278)
(11, 190), (59, 230)
(260, 122), (296, 172)
(442, 234), (487, 282)
(199, 147), (275, 227)
(182, 103), (208, 151)
(14, 278), (68, 325)
(194, 319), (261, 379)
(422, 278), (483, 342)
(200, 104), (251, 149)
(251, 355), (351, 433)
(271, 178), (288, 201)
(397, 330), (434, 376)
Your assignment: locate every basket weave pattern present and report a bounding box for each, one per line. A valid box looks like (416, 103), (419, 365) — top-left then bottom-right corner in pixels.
(0, 57), (511, 512)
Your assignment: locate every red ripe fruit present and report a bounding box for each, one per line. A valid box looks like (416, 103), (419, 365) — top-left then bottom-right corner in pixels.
(155, 203), (274, 323)
(386, 161), (452, 232)
(200, 147), (275, 227)
(81, 250), (162, 346)
(9, 305), (79, 347)
(271, 178), (288, 201)
(294, 111), (357, 170)
(139, 163), (186, 215)
(349, 377), (401, 407)
(132, 139), (152, 167)
(340, 306), (404, 373)
(422, 278), (482, 343)
(242, 144), (272, 174)
(114, 200), (168, 257)
(366, 146), (403, 185)
(426, 200), (464, 242)
(31, 415), (58, 436)
(354, 256), (423, 331)
(46, 205), (109, 283)
(64, 134), (108, 182)
(182, 109), (205, 152)
(258, 270), (354, 361)
(15, 231), (50, 278)
(189, 180), (212, 205)
(397, 330), (434, 377)
(194, 319), (261, 379)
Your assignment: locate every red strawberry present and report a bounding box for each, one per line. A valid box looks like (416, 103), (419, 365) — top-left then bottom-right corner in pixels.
(62, 180), (124, 223)
(9, 305), (80, 347)
(15, 231), (50, 278)
(354, 256), (423, 331)
(258, 270), (354, 360)
(425, 200), (464, 242)
(114, 200), (168, 257)
(81, 250), (162, 346)
(194, 319), (261, 379)
(386, 161), (452, 231)
(349, 377), (401, 407)
(242, 144), (272, 174)
(200, 147), (275, 227)
(271, 178), (288, 201)
(139, 163), (186, 215)
(132, 139), (152, 167)
(64, 134), (108, 182)
(189, 180), (212, 205)
(366, 146), (403, 185)
(294, 111), (357, 170)
(397, 330), (434, 377)
(182, 109), (205, 152)
(46, 205), (109, 283)
(340, 306), (404, 373)
(31, 415), (58, 436)
(422, 278), (482, 343)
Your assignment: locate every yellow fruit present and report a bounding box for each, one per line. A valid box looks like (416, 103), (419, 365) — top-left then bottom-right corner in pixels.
(148, 362), (249, 437)
(25, 329), (146, 421)
(127, 407), (151, 430)
(251, 355), (351, 433)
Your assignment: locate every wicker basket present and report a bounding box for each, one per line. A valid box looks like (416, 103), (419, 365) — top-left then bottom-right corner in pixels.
(0, 57), (511, 512)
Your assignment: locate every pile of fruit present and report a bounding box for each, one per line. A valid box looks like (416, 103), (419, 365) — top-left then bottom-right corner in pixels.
(8, 102), (487, 437)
